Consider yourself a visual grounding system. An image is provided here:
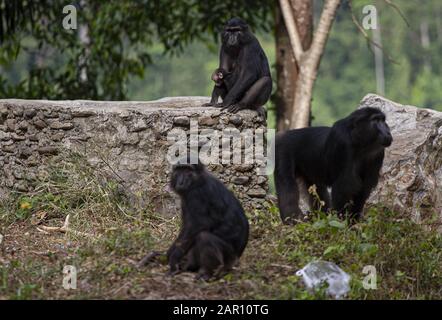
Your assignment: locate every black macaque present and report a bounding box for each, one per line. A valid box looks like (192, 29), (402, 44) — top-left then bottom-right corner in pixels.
(275, 107), (393, 224)
(167, 158), (249, 280)
(207, 68), (232, 106)
(204, 17), (272, 118)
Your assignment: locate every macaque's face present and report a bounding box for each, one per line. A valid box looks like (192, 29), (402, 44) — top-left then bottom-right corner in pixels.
(222, 18), (249, 48)
(212, 69), (226, 87)
(171, 164), (203, 194)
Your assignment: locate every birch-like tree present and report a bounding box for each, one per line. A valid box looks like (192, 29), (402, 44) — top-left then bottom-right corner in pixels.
(279, 0), (341, 129)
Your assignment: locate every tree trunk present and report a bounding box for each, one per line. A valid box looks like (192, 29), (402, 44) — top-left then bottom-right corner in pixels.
(437, 12), (442, 44)
(275, 0), (313, 132)
(289, 0), (341, 129)
(420, 19), (432, 69)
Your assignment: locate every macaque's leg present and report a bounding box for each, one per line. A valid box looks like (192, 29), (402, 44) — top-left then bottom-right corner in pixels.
(223, 76), (271, 113)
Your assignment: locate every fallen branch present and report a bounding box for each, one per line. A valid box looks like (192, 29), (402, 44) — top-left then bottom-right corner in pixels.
(270, 263), (293, 270)
(38, 214), (96, 238)
(36, 227), (50, 235)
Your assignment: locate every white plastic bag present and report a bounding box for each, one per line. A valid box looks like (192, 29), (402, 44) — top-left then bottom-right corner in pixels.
(296, 260), (351, 299)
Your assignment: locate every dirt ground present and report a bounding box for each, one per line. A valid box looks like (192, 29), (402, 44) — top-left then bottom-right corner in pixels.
(0, 212), (296, 299)
(1, 201), (441, 300)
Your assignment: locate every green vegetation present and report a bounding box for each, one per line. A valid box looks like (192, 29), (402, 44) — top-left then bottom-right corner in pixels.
(313, 0), (442, 125)
(1, 153), (441, 299)
(2, 1), (442, 126)
(0, 0), (272, 100)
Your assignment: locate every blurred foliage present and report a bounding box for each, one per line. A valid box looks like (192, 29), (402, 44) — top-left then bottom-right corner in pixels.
(312, 0), (442, 125)
(1, 1), (442, 126)
(0, 0), (273, 100)
(128, 35), (276, 100)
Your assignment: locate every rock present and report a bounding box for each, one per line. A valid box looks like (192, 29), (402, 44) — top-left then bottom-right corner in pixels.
(233, 164), (254, 172)
(0, 105), (8, 117)
(173, 116), (190, 126)
(13, 169), (24, 179)
(11, 133), (26, 141)
(49, 121), (74, 130)
(26, 154), (40, 167)
(72, 109), (96, 117)
(0, 132), (11, 140)
(28, 134), (40, 142)
(18, 147), (33, 159)
(24, 109), (37, 119)
(119, 111), (132, 120)
(5, 119), (15, 131)
(198, 116), (218, 126)
(3, 139), (13, 146)
(34, 119), (47, 129)
(256, 176), (267, 185)
(2, 145), (15, 153)
(247, 187), (267, 198)
(60, 113), (73, 121)
(17, 120), (29, 130)
(71, 134), (90, 142)
(37, 146), (59, 155)
(229, 115), (243, 126)
(360, 94), (442, 225)
(52, 132), (65, 142)
(14, 181), (28, 192)
(25, 171), (37, 181)
(44, 111), (58, 118)
(231, 176), (249, 185)
(131, 119), (149, 132)
(122, 133), (140, 145)
(12, 108), (23, 117)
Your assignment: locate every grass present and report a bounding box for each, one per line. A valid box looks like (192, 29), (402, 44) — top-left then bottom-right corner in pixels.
(0, 151), (441, 299)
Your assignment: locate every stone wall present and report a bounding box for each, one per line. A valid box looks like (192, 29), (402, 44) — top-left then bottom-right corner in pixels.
(0, 97), (270, 215)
